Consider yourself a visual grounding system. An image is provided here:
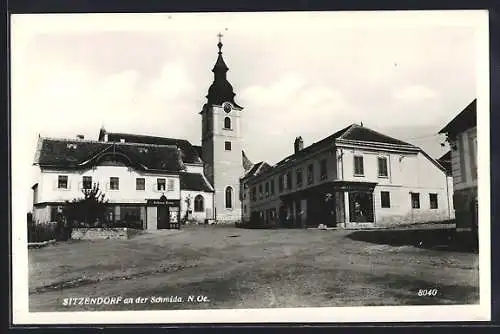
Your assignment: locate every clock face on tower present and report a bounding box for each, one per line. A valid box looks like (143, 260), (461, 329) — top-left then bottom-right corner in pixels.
(223, 103), (232, 113)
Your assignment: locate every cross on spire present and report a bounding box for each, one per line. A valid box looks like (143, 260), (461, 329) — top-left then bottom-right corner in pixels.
(217, 32), (223, 53)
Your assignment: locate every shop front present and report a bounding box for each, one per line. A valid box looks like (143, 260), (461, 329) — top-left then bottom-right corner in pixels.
(146, 195), (181, 230)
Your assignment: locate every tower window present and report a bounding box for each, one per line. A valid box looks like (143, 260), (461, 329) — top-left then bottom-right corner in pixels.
(225, 186), (233, 209)
(224, 117), (232, 129)
(225, 141), (232, 151)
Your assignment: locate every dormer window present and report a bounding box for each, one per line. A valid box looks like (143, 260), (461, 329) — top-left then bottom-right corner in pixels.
(120, 139), (125, 143)
(66, 143), (77, 150)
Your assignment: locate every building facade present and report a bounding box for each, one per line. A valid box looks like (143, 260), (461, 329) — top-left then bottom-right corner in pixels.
(439, 99), (478, 234)
(241, 124), (454, 228)
(31, 37), (248, 226)
(31, 137), (215, 229)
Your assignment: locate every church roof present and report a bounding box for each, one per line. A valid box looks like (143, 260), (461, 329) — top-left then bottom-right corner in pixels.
(101, 131), (203, 164)
(179, 172), (214, 192)
(205, 36), (243, 109)
(33, 137), (185, 172)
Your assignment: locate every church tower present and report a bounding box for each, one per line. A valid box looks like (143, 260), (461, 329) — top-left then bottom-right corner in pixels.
(201, 34), (244, 222)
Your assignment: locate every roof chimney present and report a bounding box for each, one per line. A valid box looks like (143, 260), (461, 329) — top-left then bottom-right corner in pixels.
(294, 136), (304, 154)
(76, 134), (84, 140)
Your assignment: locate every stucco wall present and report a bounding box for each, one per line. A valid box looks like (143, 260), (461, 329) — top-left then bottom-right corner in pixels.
(340, 147), (453, 226)
(205, 105), (244, 222)
(180, 190), (214, 222)
(36, 165), (181, 204)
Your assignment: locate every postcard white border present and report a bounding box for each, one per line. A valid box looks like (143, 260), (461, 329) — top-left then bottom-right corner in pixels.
(11, 10), (491, 324)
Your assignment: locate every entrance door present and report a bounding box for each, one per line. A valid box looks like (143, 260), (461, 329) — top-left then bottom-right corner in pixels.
(157, 205), (170, 229)
(348, 191), (374, 223)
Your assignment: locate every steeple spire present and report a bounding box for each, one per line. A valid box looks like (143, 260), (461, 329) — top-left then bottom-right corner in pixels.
(206, 33), (242, 109)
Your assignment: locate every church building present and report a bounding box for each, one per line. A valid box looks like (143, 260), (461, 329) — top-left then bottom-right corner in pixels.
(31, 35), (248, 228)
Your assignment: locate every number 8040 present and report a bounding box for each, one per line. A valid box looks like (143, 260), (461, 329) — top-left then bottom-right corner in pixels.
(417, 289), (438, 297)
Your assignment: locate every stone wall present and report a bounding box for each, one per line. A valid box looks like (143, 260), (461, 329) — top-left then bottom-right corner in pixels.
(71, 228), (141, 240)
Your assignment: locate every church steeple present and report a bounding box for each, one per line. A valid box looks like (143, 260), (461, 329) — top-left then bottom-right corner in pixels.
(206, 33), (242, 109)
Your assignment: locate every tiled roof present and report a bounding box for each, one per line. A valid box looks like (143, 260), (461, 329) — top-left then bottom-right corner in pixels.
(437, 151), (452, 176)
(339, 124), (415, 147)
(193, 145), (203, 161)
(241, 161), (272, 180)
(439, 99), (477, 135)
(104, 132), (203, 164)
(179, 172), (214, 192)
(33, 137), (185, 172)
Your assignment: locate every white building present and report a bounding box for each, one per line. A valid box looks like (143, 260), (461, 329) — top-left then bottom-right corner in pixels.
(241, 124), (455, 228)
(438, 99), (477, 234)
(31, 37), (248, 227)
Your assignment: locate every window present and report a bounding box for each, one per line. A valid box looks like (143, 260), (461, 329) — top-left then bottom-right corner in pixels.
(224, 117), (231, 129)
(58, 175), (68, 189)
(378, 157), (388, 177)
(194, 195), (204, 212)
(286, 172), (292, 190)
(136, 178), (145, 190)
(270, 179), (275, 196)
(381, 191), (390, 208)
(167, 179), (174, 191)
(429, 193), (438, 209)
(307, 164), (314, 185)
(320, 159), (328, 180)
(265, 182), (270, 197)
(157, 178), (166, 191)
(244, 205), (247, 213)
(296, 168), (303, 187)
(411, 193), (420, 209)
(279, 175), (284, 192)
(121, 206), (141, 222)
(110, 177), (119, 190)
(225, 186), (233, 209)
(354, 156), (364, 176)
(225, 141), (232, 151)
(259, 184), (263, 199)
(82, 176), (92, 189)
(251, 186), (257, 201)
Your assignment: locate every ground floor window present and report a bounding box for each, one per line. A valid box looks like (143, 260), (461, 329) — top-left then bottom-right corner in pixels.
(194, 195), (204, 212)
(429, 193), (438, 209)
(348, 191), (374, 222)
(411, 192), (420, 209)
(380, 191), (391, 208)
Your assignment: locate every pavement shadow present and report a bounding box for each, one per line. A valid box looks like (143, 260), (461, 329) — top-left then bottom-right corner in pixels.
(346, 228), (478, 253)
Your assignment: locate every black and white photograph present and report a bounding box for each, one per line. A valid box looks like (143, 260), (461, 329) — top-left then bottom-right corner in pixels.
(11, 10), (490, 324)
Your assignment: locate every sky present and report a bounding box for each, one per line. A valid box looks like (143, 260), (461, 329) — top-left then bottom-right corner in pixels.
(11, 11), (485, 201)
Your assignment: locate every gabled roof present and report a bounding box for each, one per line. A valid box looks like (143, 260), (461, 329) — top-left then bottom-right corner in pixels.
(33, 137), (185, 172)
(339, 124), (416, 147)
(275, 124), (416, 169)
(437, 151), (452, 176)
(439, 99), (477, 135)
(241, 161), (272, 181)
(101, 131), (203, 164)
(180, 172), (214, 192)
